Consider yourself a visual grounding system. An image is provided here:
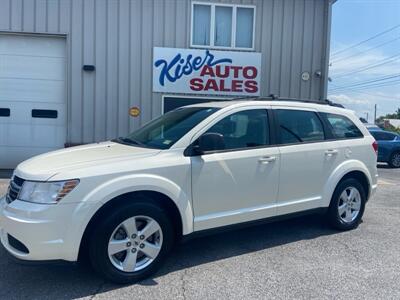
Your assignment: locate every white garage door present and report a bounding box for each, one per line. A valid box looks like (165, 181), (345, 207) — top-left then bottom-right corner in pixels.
(0, 34), (66, 169)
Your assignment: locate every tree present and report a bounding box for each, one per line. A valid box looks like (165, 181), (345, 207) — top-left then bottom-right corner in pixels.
(376, 108), (400, 134)
(377, 108), (400, 121)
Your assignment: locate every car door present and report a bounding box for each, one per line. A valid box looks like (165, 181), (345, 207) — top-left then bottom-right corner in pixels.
(190, 107), (280, 231)
(273, 108), (341, 215)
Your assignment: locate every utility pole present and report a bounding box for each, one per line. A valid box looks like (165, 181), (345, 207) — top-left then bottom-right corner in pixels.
(365, 112), (369, 123)
(374, 104), (377, 124)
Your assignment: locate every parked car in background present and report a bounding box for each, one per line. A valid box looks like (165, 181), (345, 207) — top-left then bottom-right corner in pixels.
(1, 99), (378, 283)
(365, 123), (382, 131)
(369, 130), (400, 168)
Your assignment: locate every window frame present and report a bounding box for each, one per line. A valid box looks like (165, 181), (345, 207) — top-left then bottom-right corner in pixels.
(272, 108), (327, 146)
(185, 107), (275, 156)
(190, 2), (256, 51)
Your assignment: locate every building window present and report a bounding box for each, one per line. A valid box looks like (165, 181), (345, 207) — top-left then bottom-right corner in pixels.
(192, 4), (211, 46)
(191, 2), (255, 50)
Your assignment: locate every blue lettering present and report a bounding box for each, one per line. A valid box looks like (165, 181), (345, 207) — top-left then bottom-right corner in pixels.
(155, 50), (232, 86)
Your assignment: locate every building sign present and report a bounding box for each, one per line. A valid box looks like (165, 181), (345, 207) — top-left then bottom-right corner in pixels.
(153, 47), (261, 96)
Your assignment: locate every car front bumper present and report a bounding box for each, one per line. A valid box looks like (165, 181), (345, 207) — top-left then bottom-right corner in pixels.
(0, 196), (96, 262)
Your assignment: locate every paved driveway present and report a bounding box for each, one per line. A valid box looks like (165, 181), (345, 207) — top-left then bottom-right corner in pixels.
(0, 166), (399, 300)
(0, 180), (8, 196)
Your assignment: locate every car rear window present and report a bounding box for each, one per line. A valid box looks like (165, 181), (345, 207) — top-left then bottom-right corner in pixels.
(371, 131), (396, 141)
(322, 113), (363, 139)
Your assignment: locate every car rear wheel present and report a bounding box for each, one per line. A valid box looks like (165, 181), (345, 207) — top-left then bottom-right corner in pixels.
(388, 151), (400, 168)
(89, 200), (174, 283)
(327, 178), (366, 231)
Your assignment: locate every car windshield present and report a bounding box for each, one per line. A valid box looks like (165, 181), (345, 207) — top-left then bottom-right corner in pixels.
(114, 107), (219, 149)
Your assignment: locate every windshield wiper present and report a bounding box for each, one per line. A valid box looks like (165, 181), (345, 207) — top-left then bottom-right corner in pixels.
(114, 137), (145, 146)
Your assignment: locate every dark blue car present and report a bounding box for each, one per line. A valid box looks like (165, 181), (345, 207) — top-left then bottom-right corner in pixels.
(369, 130), (400, 168)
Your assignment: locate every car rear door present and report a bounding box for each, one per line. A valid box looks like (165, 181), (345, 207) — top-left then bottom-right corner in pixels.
(273, 107), (342, 215)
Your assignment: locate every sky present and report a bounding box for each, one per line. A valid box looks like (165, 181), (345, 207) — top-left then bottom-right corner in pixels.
(328, 0), (400, 121)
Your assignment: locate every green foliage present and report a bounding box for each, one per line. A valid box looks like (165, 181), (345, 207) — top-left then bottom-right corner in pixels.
(375, 107), (400, 134)
(376, 107), (400, 122)
(385, 124), (400, 134)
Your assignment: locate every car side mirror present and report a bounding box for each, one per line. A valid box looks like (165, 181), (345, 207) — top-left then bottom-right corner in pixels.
(190, 133), (225, 156)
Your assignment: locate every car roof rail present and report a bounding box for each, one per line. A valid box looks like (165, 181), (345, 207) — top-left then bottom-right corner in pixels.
(230, 95), (344, 108)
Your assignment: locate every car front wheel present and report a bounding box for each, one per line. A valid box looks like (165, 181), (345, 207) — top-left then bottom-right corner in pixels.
(328, 178), (366, 231)
(89, 200), (174, 283)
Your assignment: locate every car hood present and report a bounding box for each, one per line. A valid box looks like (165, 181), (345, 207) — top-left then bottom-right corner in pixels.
(15, 141), (161, 181)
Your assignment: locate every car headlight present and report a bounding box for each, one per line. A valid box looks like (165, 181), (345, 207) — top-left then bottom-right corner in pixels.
(18, 180), (79, 204)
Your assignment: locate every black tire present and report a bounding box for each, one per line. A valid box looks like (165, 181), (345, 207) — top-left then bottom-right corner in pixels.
(88, 199), (175, 284)
(388, 151), (400, 168)
(327, 178), (366, 231)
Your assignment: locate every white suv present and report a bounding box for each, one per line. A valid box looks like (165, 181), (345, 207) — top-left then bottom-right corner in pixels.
(0, 100), (378, 283)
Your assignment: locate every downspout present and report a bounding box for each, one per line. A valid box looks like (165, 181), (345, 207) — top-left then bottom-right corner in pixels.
(321, 0), (336, 100)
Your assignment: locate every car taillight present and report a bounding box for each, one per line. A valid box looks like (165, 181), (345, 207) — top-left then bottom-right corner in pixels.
(372, 141), (378, 154)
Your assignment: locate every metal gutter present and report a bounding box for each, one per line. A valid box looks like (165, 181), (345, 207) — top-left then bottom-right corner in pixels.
(321, 0), (335, 99)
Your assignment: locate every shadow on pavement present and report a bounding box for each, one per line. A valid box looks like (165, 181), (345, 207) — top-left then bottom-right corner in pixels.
(0, 214), (338, 299)
(377, 163), (391, 169)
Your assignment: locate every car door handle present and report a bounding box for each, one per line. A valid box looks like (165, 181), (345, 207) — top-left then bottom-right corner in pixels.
(325, 149), (339, 156)
(259, 156), (276, 164)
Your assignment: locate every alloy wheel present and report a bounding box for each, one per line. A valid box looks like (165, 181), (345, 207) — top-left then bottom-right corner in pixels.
(391, 153), (400, 167)
(107, 216), (163, 272)
(337, 187), (361, 223)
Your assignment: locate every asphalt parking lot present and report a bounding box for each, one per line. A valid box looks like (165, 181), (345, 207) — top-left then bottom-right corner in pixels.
(0, 166), (399, 300)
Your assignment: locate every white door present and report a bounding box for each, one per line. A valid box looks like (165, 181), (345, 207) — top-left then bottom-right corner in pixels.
(273, 108), (340, 215)
(191, 108), (280, 231)
(0, 34), (66, 169)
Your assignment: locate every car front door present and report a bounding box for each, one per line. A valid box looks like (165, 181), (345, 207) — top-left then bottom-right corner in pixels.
(190, 108), (280, 231)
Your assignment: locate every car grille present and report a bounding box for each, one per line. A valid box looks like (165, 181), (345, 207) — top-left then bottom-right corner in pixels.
(5, 176), (25, 204)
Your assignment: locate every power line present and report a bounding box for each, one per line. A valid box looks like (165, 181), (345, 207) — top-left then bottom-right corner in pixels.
(331, 79), (400, 93)
(330, 79), (400, 92)
(332, 53), (400, 79)
(359, 79), (400, 89)
(333, 79), (400, 91)
(330, 37), (400, 64)
(331, 74), (400, 89)
(329, 74), (400, 91)
(328, 83), (400, 100)
(328, 89), (398, 100)
(331, 24), (400, 57)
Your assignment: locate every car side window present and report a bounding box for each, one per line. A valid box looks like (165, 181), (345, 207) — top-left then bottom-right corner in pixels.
(370, 131), (380, 140)
(275, 109), (325, 144)
(204, 109), (270, 151)
(372, 131), (396, 141)
(383, 132), (396, 141)
(371, 131), (382, 141)
(322, 113), (363, 139)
